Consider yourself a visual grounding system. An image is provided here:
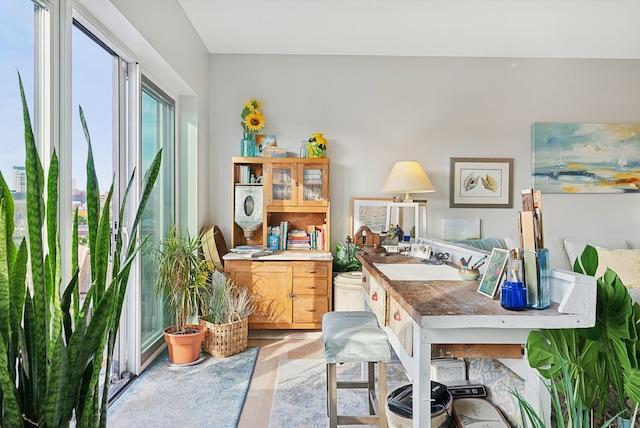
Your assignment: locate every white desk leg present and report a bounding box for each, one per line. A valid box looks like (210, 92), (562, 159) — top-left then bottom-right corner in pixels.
(413, 328), (432, 428)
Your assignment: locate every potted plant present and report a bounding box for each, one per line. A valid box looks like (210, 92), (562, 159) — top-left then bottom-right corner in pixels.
(199, 271), (256, 358)
(526, 245), (640, 425)
(155, 224), (211, 364)
(332, 239), (362, 273)
(0, 75), (161, 427)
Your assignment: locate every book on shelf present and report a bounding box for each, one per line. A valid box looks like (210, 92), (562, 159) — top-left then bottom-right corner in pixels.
(286, 229), (311, 250)
(235, 164), (253, 184)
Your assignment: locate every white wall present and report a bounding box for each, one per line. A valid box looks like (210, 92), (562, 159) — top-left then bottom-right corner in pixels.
(106, 0), (211, 230)
(210, 54), (640, 250)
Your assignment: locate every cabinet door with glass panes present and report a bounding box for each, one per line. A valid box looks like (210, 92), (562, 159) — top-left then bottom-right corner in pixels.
(264, 162), (297, 206)
(296, 162), (329, 207)
(264, 160), (329, 207)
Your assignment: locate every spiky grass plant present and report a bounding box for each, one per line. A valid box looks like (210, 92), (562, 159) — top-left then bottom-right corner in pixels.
(206, 271), (256, 324)
(0, 73), (161, 427)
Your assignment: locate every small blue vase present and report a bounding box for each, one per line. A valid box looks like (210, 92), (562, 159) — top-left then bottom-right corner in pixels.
(241, 133), (256, 157)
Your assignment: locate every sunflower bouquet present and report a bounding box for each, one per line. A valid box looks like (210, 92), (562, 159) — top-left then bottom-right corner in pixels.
(240, 99), (265, 134)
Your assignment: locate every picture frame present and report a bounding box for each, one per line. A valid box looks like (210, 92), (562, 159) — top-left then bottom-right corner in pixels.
(408, 237), (432, 259)
(350, 197), (393, 237)
(450, 158), (513, 208)
(477, 248), (509, 299)
(255, 134), (277, 157)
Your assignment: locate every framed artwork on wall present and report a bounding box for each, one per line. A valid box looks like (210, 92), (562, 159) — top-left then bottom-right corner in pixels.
(450, 158), (513, 208)
(532, 122), (640, 194)
(350, 197), (393, 237)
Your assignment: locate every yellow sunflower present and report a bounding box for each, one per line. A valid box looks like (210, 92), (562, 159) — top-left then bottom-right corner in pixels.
(244, 112), (265, 133)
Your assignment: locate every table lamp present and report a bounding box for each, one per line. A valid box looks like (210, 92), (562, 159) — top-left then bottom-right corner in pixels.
(381, 161), (435, 201)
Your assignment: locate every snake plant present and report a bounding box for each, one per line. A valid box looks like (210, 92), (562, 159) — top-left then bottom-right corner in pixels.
(0, 73), (161, 427)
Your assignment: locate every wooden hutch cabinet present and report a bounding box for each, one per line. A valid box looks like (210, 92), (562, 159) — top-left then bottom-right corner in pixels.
(224, 157), (332, 329)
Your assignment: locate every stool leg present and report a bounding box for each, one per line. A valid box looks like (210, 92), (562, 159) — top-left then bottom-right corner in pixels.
(368, 362), (375, 414)
(378, 362), (387, 428)
(327, 363), (338, 428)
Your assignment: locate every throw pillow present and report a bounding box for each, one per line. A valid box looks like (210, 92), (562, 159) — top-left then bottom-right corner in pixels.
(595, 248), (640, 289)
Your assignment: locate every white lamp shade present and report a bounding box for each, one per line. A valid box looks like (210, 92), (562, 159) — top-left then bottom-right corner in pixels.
(381, 161), (435, 200)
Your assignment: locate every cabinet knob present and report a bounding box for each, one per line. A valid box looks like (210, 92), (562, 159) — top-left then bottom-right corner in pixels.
(306, 270), (316, 274)
(362, 276), (366, 283)
(288, 293), (295, 298)
(394, 310), (401, 321)
(305, 286), (317, 289)
(306, 309), (317, 312)
(372, 292), (378, 302)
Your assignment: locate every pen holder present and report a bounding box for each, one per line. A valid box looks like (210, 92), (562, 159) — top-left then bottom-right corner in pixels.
(458, 268), (479, 281)
(523, 248), (550, 310)
(501, 281), (526, 310)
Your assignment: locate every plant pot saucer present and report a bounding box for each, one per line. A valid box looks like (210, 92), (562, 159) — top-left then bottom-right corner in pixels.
(163, 352), (207, 367)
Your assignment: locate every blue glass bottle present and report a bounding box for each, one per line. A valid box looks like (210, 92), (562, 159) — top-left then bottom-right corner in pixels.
(523, 248), (550, 309)
(241, 133), (256, 157)
(501, 281), (526, 310)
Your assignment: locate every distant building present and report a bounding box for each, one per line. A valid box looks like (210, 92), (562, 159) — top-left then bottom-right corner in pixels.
(13, 166), (26, 193)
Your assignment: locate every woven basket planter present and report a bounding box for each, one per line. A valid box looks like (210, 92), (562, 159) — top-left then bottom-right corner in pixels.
(199, 313), (248, 358)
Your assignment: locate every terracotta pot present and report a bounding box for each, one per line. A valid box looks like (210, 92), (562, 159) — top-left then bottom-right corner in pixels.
(163, 324), (206, 364)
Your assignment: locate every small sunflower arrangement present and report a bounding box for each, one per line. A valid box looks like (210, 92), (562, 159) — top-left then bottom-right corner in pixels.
(240, 99), (265, 134)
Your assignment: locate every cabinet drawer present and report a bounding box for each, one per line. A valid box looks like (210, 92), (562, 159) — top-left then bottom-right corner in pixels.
(293, 296), (328, 323)
(368, 275), (387, 326)
(389, 298), (413, 357)
(293, 263), (329, 278)
(293, 277), (328, 295)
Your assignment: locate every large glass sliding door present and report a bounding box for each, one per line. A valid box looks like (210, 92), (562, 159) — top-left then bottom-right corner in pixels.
(0, 0), (41, 243)
(140, 78), (174, 362)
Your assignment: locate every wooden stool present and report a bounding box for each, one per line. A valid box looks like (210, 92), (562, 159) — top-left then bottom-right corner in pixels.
(322, 311), (391, 428)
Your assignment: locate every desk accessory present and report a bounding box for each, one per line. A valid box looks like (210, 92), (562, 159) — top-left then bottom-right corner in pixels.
(458, 268), (479, 280)
(501, 280), (526, 310)
(518, 189), (550, 309)
(477, 248), (509, 299)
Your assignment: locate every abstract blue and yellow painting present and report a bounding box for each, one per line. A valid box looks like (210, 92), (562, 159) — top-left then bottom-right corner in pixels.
(532, 123), (640, 193)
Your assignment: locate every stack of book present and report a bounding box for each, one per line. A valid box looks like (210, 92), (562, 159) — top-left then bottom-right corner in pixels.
(287, 230), (311, 250)
(309, 225), (326, 250)
(264, 147), (287, 158)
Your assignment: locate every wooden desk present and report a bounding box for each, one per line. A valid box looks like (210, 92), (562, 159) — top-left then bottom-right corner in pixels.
(357, 241), (596, 428)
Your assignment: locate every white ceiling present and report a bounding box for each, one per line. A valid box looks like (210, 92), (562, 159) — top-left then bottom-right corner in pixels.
(178, 0), (640, 59)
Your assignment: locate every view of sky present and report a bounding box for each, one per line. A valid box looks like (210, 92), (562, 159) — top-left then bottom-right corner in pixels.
(1, 0), (113, 193)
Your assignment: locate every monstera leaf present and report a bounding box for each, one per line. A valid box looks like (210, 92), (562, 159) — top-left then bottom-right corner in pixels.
(528, 244), (640, 420)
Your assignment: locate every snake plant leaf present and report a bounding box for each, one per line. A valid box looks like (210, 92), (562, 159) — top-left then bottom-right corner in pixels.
(0, 182), (15, 342)
(72, 208), (80, 320)
(20, 73), (50, 411)
(80, 106), (100, 287)
(46, 150), (59, 279)
(61, 268), (79, 344)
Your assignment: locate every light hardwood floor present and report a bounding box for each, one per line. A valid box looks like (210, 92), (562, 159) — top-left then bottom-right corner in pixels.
(238, 330), (325, 428)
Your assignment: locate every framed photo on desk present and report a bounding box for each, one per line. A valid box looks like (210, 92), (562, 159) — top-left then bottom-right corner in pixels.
(350, 197), (393, 237)
(478, 248), (509, 299)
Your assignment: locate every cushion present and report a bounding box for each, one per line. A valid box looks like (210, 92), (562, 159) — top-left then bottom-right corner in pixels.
(564, 239), (630, 269)
(450, 238), (506, 252)
(322, 311), (390, 364)
(595, 248), (640, 289)
(545, 236), (571, 272)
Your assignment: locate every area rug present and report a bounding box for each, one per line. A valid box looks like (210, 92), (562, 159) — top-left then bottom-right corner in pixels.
(107, 346), (259, 428)
(268, 359), (410, 428)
